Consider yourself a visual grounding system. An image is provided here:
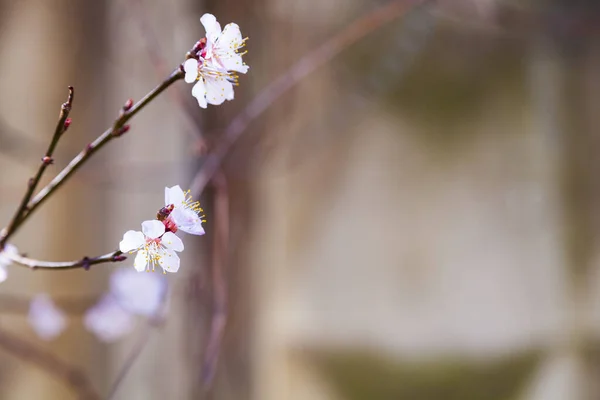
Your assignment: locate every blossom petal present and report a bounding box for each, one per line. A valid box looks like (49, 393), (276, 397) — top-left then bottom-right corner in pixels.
(220, 54), (249, 74)
(191, 80), (208, 108)
(119, 230), (145, 252)
(141, 220), (165, 239)
(205, 75), (234, 106)
(161, 232), (184, 252)
(84, 295), (134, 343)
(28, 294), (67, 341)
(171, 207), (205, 236)
(134, 249), (148, 272)
(183, 59), (199, 83)
(201, 13), (222, 43)
(165, 185), (186, 207)
(157, 248), (180, 273)
(0, 266), (7, 283)
(110, 269), (167, 316)
(213, 24), (249, 74)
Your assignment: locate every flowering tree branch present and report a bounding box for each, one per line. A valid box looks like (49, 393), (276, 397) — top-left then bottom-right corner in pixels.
(0, 327), (100, 400)
(19, 69), (184, 230)
(4, 250), (124, 270)
(0, 69), (184, 269)
(0, 87), (74, 249)
(190, 0), (431, 195)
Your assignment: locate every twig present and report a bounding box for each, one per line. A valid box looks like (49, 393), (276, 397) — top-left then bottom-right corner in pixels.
(4, 250), (124, 270)
(190, 0), (431, 195)
(0, 69), (184, 246)
(0, 327), (100, 400)
(106, 326), (154, 400)
(202, 171), (229, 388)
(0, 87), (74, 249)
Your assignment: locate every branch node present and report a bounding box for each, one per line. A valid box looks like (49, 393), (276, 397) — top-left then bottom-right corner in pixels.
(41, 156), (54, 166)
(113, 125), (130, 137)
(111, 254), (127, 262)
(81, 257), (91, 271)
(63, 118), (72, 131)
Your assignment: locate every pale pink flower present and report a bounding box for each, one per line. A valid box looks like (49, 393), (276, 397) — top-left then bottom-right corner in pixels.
(119, 220), (184, 273)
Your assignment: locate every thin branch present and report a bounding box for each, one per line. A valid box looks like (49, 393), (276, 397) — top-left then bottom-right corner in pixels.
(0, 69), (184, 247)
(202, 171), (229, 388)
(0, 327), (100, 400)
(0, 87), (74, 249)
(106, 326), (154, 400)
(190, 0), (431, 195)
(4, 250), (124, 270)
(106, 300), (168, 399)
(23, 69), (185, 224)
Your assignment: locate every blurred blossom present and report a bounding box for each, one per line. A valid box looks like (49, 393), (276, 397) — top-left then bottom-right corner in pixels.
(119, 220), (184, 273)
(110, 268), (167, 316)
(84, 294), (134, 343)
(28, 294), (67, 340)
(161, 185), (206, 236)
(0, 244), (18, 283)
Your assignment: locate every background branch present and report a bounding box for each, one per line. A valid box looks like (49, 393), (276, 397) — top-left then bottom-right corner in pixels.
(0, 328), (99, 400)
(190, 0), (430, 195)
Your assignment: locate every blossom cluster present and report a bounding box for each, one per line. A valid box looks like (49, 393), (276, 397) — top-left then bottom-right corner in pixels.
(119, 185), (205, 273)
(184, 13), (249, 108)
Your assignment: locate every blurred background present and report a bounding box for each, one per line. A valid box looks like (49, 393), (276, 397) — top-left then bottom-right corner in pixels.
(0, 0), (600, 399)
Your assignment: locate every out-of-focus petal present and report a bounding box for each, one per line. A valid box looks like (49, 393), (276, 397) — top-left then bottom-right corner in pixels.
(84, 295), (134, 343)
(28, 294), (67, 341)
(110, 269), (167, 316)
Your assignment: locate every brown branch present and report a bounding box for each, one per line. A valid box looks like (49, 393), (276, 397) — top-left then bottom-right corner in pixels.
(0, 69), (184, 249)
(0, 87), (74, 249)
(201, 171), (229, 388)
(0, 327), (100, 400)
(190, 0), (431, 195)
(4, 250), (125, 270)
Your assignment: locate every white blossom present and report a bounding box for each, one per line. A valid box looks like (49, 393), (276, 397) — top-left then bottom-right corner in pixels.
(163, 185), (205, 236)
(0, 244), (18, 283)
(184, 13), (249, 108)
(201, 13), (249, 75)
(83, 294), (134, 343)
(28, 294), (67, 341)
(119, 220), (184, 273)
(110, 268), (167, 316)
